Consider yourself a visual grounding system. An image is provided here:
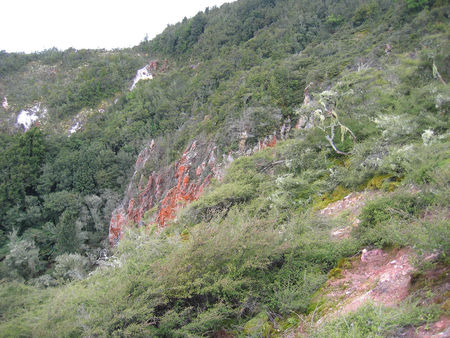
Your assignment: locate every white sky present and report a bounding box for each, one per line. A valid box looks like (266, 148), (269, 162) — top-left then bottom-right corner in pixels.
(0, 0), (235, 53)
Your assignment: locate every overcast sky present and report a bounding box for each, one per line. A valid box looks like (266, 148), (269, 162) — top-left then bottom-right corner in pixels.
(0, 0), (235, 53)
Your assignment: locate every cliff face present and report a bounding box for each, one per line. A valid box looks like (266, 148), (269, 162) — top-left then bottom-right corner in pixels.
(108, 120), (293, 245)
(108, 140), (222, 245)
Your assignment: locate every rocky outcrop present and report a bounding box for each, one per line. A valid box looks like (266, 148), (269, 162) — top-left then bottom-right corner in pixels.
(130, 64), (154, 90)
(16, 103), (46, 131)
(313, 248), (415, 325)
(108, 119), (293, 245)
(109, 140), (223, 245)
(130, 60), (168, 90)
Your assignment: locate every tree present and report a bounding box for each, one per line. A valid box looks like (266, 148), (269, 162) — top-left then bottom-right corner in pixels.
(0, 128), (46, 234)
(54, 211), (87, 254)
(4, 229), (41, 280)
(299, 88), (356, 155)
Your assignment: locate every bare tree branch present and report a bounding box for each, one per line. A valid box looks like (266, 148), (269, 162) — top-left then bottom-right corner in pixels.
(325, 135), (351, 155)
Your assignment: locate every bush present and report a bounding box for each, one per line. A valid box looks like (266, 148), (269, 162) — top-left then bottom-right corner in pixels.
(0, 280), (50, 332)
(183, 154), (268, 223)
(354, 189), (449, 252)
(352, 2), (378, 26)
(271, 268), (328, 314)
(4, 230), (41, 280)
(404, 142), (449, 186)
(405, 0), (430, 10)
(359, 192), (433, 230)
(313, 302), (441, 337)
(0, 0), (448, 335)
(53, 253), (90, 282)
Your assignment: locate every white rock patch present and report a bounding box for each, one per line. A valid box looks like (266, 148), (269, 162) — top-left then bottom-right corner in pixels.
(17, 110), (39, 130)
(69, 122), (81, 135)
(16, 104), (46, 130)
(130, 65), (153, 90)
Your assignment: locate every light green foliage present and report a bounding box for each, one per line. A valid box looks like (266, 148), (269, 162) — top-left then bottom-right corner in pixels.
(243, 311), (272, 336)
(313, 186), (351, 210)
(354, 187), (449, 253)
(185, 154), (268, 223)
(313, 302), (440, 337)
(325, 14), (344, 29)
(0, 280), (51, 329)
(404, 142), (450, 186)
(53, 253), (90, 282)
(3, 229), (41, 280)
(0, 201), (358, 336)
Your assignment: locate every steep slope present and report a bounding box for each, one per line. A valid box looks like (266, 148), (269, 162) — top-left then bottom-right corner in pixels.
(0, 0), (449, 336)
(108, 120), (288, 245)
(108, 140), (222, 244)
(0, 49), (146, 132)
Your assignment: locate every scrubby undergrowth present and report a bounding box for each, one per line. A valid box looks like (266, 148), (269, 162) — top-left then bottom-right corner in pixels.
(0, 0), (449, 336)
(0, 138), (448, 336)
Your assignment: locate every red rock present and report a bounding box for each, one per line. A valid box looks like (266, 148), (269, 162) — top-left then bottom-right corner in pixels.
(108, 209), (127, 245)
(108, 128), (285, 245)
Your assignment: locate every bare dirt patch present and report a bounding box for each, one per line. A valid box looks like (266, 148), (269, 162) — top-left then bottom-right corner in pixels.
(314, 248), (415, 325)
(404, 316), (450, 338)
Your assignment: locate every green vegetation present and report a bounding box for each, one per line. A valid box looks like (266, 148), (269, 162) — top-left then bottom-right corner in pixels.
(313, 302), (441, 337)
(0, 0), (449, 335)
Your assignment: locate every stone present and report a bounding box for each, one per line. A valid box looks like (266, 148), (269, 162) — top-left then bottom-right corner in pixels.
(109, 129), (282, 245)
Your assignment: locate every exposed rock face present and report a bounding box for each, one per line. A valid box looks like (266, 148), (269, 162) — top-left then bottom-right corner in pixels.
(130, 60), (168, 91)
(16, 103), (46, 130)
(130, 64), (154, 90)
(303, 82), (313, 105)
(315, 248), (415, 326)
(280, 117), (291, 140)
(258, 134), (277, 150)
(321, 191), (383, 238)
(69, 122), (81, 135)
(109, 140), (223, 245)
(109, 121), (290, 245)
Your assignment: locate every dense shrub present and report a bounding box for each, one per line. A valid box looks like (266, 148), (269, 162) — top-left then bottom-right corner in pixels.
(3, 230), (41, 280)
(313, 302), (441, 337)
(53, 253), (90, 282)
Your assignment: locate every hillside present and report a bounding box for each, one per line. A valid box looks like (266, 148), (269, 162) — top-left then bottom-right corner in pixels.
(0, 0), (449, 336)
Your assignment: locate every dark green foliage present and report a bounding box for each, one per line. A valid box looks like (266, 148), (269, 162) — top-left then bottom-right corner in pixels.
(352, 2), (379, 26)
(47, 54), (141, 118)
(0, 51), (33, 77)
(405, 0), (430, 10)
(0, 130), (125, 267)
(0, 128), (46, 234)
